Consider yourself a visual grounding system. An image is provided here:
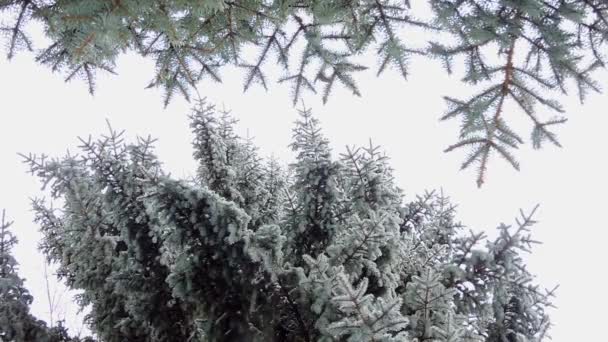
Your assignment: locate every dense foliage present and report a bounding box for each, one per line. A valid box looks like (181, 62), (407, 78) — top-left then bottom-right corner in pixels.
(21, 100), (555, 341)
(1, 0), (607, 184)
(0, 210), (91, 341)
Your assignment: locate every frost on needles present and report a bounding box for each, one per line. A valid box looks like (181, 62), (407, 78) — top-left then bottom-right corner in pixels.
(1, 1), (608, 185)
(19, 100), (556, 341)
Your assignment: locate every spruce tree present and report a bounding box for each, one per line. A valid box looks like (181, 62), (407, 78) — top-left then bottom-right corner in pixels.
(1, 0), (607, 184)
(0, 210), (90, 342)
(23, 99), (555, 341)
(0, 210), (46, 341)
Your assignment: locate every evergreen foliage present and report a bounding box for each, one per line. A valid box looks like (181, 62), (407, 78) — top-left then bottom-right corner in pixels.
(0, 210), (91, 342)
(22, 99), (555, 341)
(1, 1), (607, 185)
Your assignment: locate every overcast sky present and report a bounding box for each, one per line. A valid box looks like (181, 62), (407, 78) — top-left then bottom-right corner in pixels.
(1, 23), (607, 340)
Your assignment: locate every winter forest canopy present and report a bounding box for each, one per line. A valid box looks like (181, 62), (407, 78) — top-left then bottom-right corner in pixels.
(1, 0), (606, 341)
(4, 101), (555, 341)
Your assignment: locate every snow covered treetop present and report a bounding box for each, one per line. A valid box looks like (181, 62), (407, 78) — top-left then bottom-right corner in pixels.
(23, 99), (556, 341)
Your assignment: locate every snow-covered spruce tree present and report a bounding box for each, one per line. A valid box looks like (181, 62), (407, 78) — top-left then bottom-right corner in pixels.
(2, 0), (608, 185)
(23, 100), (554, 341)
(0, 210), (91, 342)
(0, 210), (46, 341)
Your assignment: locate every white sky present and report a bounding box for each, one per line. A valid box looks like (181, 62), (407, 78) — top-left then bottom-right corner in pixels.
(1, 20), (607, 341)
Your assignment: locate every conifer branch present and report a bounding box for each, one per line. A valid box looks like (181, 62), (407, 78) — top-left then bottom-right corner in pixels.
(241, 27), (284, 91)
(5, 0), (31, 59)
(1, 1), (604, 184)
